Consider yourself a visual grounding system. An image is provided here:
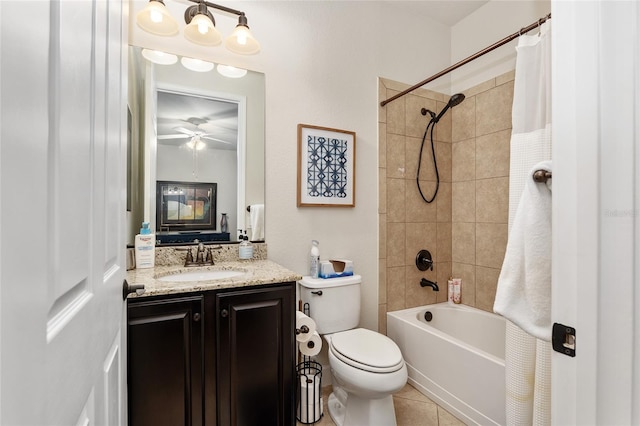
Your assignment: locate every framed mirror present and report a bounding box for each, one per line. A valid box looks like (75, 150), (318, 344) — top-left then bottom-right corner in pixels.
(127, 46), (265, 245)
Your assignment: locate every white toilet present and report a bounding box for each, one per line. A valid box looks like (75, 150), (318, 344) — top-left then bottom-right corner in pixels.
(298, 275), (407, 426)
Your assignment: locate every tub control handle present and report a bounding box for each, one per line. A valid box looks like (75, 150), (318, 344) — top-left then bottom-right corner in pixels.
(311, 291), (323, 296)
(416, 249), (434, 271)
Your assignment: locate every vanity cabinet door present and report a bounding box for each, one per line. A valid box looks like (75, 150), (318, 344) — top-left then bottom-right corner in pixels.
(215, 284), (295, 426)
(128, 295), (205, 426)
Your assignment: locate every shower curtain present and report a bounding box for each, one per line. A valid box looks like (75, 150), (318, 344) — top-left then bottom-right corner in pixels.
(500, 21), (552, 426)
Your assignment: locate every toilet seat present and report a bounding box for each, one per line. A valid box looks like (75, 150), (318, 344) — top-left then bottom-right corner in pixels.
(329, 328), (404, 373)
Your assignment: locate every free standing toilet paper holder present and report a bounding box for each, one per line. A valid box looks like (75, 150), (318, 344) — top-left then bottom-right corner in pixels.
(296, 359), (323, 424)
(296, 303), (323, 424)
(296, 324), (310, 335)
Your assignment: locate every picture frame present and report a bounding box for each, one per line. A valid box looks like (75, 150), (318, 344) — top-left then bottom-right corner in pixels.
(156, 181), (217, 231)
(297, 124), (356, 207)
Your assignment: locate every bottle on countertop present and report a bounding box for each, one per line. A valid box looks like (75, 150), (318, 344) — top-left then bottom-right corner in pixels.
(135, 222), (155, 269)
(309, 240), (320, 278)
(239, 230), (253, 260)
(220, 213), (228, 233)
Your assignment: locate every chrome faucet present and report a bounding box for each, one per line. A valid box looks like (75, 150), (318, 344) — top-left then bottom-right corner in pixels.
(420, 278), (439, 291)
(183, 243), (222, 267)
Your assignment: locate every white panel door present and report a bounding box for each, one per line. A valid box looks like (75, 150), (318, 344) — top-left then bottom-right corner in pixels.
(552, 0), (640, 424)
(0, 1), (127, 424)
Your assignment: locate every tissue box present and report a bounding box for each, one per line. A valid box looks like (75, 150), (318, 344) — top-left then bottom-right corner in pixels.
(319, 259), (353, 279)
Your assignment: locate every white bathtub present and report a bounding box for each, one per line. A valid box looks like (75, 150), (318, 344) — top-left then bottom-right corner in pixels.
(387, 303), (506, 425)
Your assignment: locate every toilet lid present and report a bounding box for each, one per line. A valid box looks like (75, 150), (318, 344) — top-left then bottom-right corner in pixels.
(330, 328), (404, 373)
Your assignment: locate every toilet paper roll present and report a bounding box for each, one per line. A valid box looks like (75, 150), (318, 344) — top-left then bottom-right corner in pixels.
(298, 374), (321, 401)
(296, 311), (317, 343)
(298, 331), (322, 357)
(298, 374), (322, 423)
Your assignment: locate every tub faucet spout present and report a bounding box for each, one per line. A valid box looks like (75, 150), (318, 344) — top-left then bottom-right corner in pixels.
(420, 278), (439, 291)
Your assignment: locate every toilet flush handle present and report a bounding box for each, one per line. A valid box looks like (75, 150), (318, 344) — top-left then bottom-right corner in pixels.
(311, 290), (323, 296)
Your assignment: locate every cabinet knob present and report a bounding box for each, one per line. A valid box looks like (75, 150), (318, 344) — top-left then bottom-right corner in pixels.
(220, 309), (228, 318)
(193, 312), (201, 322)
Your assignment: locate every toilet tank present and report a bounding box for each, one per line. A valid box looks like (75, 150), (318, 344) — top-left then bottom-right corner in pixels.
(298, 275), (361, 334)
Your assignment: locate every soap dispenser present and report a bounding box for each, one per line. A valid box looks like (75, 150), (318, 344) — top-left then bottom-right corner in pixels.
(135, 222), (155, 269)
(239, 230), (253, 260)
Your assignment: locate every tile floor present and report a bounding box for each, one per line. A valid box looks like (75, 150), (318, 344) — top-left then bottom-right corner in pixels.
(297, 383), (465, 426)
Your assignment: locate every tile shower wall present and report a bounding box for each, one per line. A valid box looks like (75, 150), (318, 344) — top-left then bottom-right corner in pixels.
(378, 78), (453, 335)
(378, 71), (514, 332)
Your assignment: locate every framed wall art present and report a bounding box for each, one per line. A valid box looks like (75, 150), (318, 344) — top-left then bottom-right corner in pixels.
(297, 124), (356, 207)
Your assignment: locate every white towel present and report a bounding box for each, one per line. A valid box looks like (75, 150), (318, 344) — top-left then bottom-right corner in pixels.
(494, 160), (552, 341)
(249, 204), (265, 241)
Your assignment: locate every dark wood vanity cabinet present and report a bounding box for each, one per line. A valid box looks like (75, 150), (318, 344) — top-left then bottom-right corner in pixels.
(127, 295), (205, 426)
(127, 283), (295, 426)
(216, 285), (295, 426)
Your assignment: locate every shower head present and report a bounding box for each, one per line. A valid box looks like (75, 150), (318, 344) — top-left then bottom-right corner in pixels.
(433, 93), (465, 123)
(448, 93), (465, 107)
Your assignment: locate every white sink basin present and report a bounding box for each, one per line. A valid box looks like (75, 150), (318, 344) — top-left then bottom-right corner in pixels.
(158, 269), (245, 282)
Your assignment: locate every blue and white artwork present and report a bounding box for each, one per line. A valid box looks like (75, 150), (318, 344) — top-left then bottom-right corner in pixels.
(307, 135), (348, 198)
(298, 125), (356, 207)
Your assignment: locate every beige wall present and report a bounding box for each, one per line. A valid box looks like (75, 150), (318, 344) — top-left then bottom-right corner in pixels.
(378, 70), (514, 332)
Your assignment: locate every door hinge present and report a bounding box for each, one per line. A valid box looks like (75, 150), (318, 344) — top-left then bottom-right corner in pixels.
(552, 322), (576, 357)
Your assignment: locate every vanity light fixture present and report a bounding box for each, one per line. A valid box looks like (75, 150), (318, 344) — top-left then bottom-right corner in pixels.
(183, 1), (222, 46)
(216, 64), (247, 78)
(136, 0), (179, 36)
(141, 48), (178, 65)
(136, 0), (260, 55)
(181, 56), (215, 72)
(224, 14), (260, 55)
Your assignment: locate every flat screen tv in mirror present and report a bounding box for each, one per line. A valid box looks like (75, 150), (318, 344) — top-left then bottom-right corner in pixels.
(155, 181), (229, 244)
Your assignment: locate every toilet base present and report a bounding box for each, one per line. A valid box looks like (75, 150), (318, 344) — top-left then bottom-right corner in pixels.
(327, 391), (397, 426)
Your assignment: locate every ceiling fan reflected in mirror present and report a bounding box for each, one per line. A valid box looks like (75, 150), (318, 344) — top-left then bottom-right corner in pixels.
(157, 121), (234, 151)
(156, 91), (239, 152)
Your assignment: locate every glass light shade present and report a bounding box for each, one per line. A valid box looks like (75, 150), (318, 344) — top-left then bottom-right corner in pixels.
(186, 137), (206, 150)
(136, 0), (179, 36)
(184, 14), (222, 46)
(141, 49), (178, 65)
(180, 57), (215, 73)
(216, 65), (247, 79)
(224, 25), (260, 55)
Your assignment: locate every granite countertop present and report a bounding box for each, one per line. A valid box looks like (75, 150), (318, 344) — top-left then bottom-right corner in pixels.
(127, 259), (303, 298)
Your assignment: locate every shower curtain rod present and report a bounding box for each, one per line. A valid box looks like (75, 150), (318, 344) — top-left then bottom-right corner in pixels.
(380, 13), (551, 107)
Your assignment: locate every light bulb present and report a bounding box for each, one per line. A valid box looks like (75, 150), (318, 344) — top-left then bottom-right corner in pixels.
(224, 23), (260, 55)
(236, 30), (247, 45)
(197, 19), (209, 34)
(184, 14), (221, 46)
(150, 8), (163, 23)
